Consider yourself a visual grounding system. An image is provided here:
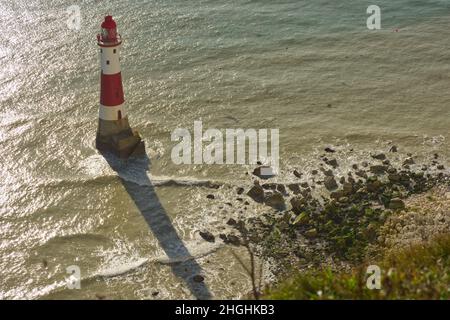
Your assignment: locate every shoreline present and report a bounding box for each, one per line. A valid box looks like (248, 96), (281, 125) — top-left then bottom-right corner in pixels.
(198, 144), (450, 299)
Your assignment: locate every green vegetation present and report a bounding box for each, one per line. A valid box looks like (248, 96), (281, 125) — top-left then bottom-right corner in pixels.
(265, 234), (450, 300)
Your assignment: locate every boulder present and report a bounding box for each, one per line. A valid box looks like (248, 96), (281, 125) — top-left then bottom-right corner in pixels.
(367, 179), (383, 193)
(193, 275), (205, 283)
(342, 182), (353, 195)
(290, 197), (307, 214)
(293, 170), (302, 178)
(389, 145), (398, 153)
(325, 158), (339, 168)
(389, 198), (405, 210)
(199, 231), (215, 242)
(370, 165), (388, 175)
(276, 184), (288, 195)
(287, 183), (301, 194)
(371, 153), (386, 160)
(226, 235), (241, 246)
(253, 166), (275, 179)
(264, 192), (286, 211)
(403, 157), (415, 166)
(247, 184), (265, 203)
(324, 176), (338, 191)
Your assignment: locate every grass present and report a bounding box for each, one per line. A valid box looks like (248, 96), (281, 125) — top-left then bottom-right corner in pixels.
(264, 234), (450, 300)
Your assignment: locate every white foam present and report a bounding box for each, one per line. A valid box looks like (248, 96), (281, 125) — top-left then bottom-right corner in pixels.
(95, 257), (149, 277)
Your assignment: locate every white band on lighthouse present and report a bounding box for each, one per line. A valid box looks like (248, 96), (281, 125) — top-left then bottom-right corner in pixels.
(99, 104), (127, 121)
(100, 45), (121, 75)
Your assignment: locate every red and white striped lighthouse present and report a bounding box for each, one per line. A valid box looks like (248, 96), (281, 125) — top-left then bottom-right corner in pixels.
(95, 15), (145, 158)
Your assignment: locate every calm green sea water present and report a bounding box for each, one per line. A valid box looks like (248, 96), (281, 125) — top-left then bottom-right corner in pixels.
(0, 0), (449, 299)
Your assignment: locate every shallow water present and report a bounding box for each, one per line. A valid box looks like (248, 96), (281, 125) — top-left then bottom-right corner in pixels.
(0, 0), (449, 299)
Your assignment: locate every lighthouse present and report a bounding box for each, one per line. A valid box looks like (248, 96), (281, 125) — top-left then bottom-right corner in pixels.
(95, 15), (145, 158)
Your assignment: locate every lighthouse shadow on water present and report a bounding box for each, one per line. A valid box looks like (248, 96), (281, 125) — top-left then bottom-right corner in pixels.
(100, 150), (212, 300)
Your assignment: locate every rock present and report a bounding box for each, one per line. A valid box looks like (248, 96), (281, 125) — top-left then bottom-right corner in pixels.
(339, 176), (346, 184)
(252, 166), (275, 179)
(247, 184), (265, 203)
(321, 168), (334, 176)
(389, 145), (398, 153)
(388, 173), (401, 183)
(352, 164), (358, 170)
(276, 184), (288, 195)
(287, 183), (301, 194)
(382, 159), (390, 165)
(370, 165), (387, 174)
(437, 164), (445, 170)
(324, 176), (338, 191)
(403, 157), (415, 166)
(151, 291), (159, 297)
(389, 198), (405, 210)
(362, 161), (369, 168)
(338, 196), (349, 203)
(293, 170), (302, 178)
(206, 194), (215, 200)
(264, 192), (286, 210)
(325, 158), (339, 168)
(199, 231), (215, 242)
(330, 190), (344, 199)
(226, 218), (237, 226)
(324, 147), (336, 153)
(367, 179), (383, 193)
(305, 228), (318, 239)
(262, 183), (277, 190)
(226, 235), (240, 246)
(387, 167), (397, 174)
(311, 170), (319, 175)
(300, 182), (309, 188)
(433, 153), (439, 159)
(193, 275), (205, 283)
(355, 170), (368, 178)
(236, 187), (244, 195)
(290, 197), (307, 214)
(342, 182), (353, 195)
(371, 153), (386, 160)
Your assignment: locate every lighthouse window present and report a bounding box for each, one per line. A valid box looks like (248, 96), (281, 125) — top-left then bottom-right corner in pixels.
(113, 49), (116, 54)
(106, 60), (110, 65)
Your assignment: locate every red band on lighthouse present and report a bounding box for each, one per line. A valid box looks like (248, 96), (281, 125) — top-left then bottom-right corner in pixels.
(100, 73), (124, 106)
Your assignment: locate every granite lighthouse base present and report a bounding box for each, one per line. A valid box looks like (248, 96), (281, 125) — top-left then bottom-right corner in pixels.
(96, 117), (146, 159)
